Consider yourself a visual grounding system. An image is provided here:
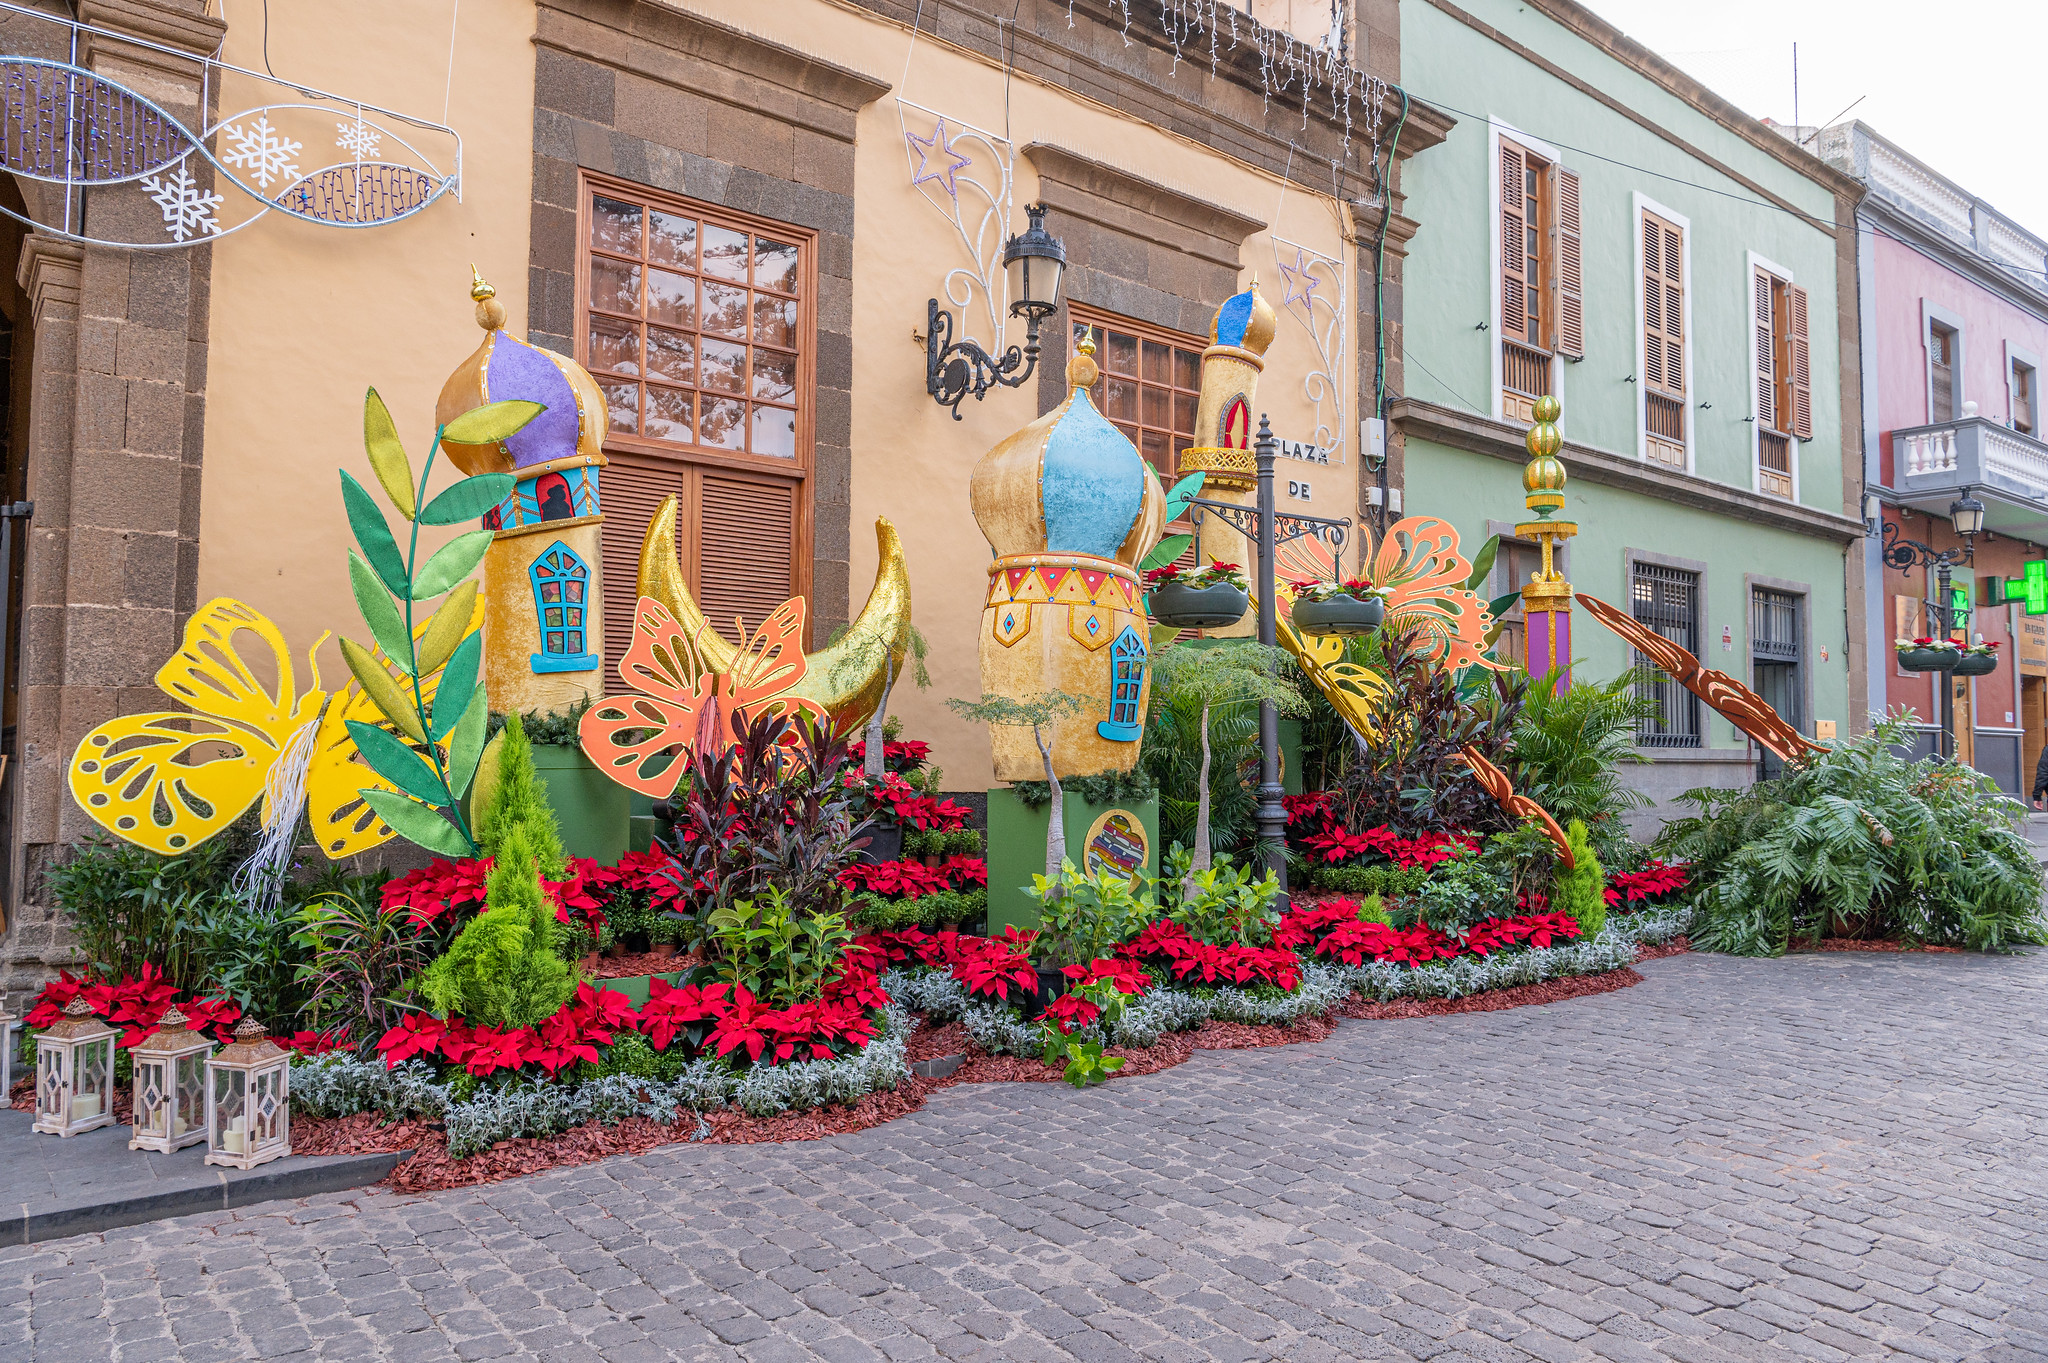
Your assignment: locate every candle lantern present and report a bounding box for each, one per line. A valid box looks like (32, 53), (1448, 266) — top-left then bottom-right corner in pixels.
(129, 1006), (214, 1152)
(32, 997), (117, 1137)
(0, 1004), (18, 1101)
(204, 1018), (290, 1169)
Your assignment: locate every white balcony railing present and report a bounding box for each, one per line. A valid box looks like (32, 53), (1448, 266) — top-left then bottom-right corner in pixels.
(1892, 411), (2048, 504)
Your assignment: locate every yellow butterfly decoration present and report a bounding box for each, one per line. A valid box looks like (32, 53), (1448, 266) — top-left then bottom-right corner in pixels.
(68, 596), (483, 858)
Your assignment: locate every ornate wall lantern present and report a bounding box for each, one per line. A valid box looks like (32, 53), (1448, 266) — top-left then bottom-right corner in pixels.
(926, 202), (1067, 418)
(32, 997), (117, 1137)
(129, 1006), (214, 1153)
(204, 1018), (290, 1169)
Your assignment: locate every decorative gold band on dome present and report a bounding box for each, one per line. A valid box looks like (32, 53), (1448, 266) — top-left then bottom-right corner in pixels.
(1178, 446), (1255, 490)
(1521, 577), (1574, 607)
(1200, 343), (1267, 371)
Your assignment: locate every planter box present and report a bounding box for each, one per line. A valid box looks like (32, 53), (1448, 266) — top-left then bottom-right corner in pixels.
(1292, 595), (1385, 637)
(531, 744), (631, 864)
(1146, 581), (1249, 630)
(984, 788), (1159, 935)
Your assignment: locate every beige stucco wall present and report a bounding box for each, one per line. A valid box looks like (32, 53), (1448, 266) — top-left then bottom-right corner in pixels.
(198, 0), (1353, 793)
(197, 0), (539, 683)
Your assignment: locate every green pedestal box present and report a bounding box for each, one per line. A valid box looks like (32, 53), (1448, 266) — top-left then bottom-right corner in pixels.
(530, 744), (630, 864)
(985, 787), (1160, 935)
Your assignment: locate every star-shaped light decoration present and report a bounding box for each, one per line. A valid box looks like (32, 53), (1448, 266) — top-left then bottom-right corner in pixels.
(1278, 246), (1319, 311)
(905, 117), (973, 201)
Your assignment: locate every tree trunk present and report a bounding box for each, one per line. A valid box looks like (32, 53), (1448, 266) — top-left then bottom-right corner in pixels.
(1187, 698), (1213, 900)
(864, 657), (895, 781)
(1038, 722), (1064, 886)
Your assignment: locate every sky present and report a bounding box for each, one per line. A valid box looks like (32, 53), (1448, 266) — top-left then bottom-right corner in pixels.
(1569, 0), (2048, 240)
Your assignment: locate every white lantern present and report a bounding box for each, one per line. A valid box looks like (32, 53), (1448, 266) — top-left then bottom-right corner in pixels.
(205, 1017), (290, 1169)
(33, 997), (117, 1137)
(0, 1004), (18, 1101)
(129, 1006), (214, 1153)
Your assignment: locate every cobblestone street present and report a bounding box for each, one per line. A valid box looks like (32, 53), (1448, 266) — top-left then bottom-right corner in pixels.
(5, 950), (2044, 1363)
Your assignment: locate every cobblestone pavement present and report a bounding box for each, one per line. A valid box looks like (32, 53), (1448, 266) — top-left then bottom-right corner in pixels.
(5, 950), (2046, 1363)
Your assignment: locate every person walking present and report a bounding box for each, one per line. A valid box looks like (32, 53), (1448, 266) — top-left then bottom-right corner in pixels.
(2033, 743), (2048, 809)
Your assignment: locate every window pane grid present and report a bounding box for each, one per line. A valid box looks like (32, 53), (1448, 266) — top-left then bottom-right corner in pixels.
(1632, 563), (1702, 748)
(584, 189), (802, 461)
(1071, 311), (1204, 479)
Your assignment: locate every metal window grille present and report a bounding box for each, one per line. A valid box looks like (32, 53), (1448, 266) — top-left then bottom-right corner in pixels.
(1751, 588), (1800, 663)
(1633, 563), (1701, 747)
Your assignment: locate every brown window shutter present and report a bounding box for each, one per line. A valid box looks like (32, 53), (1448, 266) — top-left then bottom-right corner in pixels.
(600, 458), (693, 672)
(698, 473), (799, 647)
(1642, 218), (1664, 388)
(1642, 213), (1684, 398)
(1500, 142), (1527, 339)
(1786, 283), (1813, 440)
(1754, 270), (1776, 431)
(1553, 166), (1583, 359)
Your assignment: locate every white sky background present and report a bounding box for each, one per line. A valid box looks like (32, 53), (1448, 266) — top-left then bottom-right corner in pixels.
(1566, 0), (2048, 238)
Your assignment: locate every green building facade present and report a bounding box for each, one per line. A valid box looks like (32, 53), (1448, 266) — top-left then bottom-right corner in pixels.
(1392, 0), (1869, 822)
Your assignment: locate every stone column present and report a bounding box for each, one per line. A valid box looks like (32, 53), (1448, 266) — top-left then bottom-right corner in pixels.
(0, 0), (222, 1006)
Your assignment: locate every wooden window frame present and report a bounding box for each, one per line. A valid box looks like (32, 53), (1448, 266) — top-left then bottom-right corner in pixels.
(1494, 124), (1577, 424)
(1635, 196), (1689, 471)
(2010, 346), (2041, 438)
(576, 169), (817, 655)
(1066, 301), (1205, 481)
(1748, 252), (1806, 500)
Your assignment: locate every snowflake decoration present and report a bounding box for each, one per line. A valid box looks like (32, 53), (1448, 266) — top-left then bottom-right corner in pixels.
(219, 115), (302, 190)
(138, 169), (223, 242)
(335, 118), (381, 160)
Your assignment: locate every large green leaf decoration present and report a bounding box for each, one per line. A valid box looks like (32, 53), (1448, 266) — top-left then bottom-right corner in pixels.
(1163, 472), (1205, 522)
(443, 691), (488, 799)
(431, 630), (483, 741)
(340, 471), (408, 595)
(340, 637), (428, 744)
(1482, 590), (1524, 646)
(412, 529), (494, 601)
(442, 399), (546, 446)
(346, 721), (450, 806)
(416, 581), (478, 678)
(347, 551), (414, 674)
(362, 389), (416, 520)
(1140, 533), (1193, 573)
(418, 472), (517, 527)
(359, 790), (472, 857)
(1464, 535), (1501, 593)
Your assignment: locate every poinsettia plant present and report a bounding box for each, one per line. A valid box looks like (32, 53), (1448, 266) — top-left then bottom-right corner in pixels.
(1965, 639), (2001, 657)
(1288, 575), (1390, 604)
(1896, 636), (1960, 652)
(1143, 560), (1250, 592)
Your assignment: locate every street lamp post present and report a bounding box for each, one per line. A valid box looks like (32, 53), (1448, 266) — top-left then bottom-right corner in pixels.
(1184, 416), (1351, 899)
(1879, 491), (1986, 760)
(925, 203), (1068, 418)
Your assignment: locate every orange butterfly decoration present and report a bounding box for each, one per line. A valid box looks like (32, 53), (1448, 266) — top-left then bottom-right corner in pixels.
(1277, 515), (1502, 674)
(578, 595), (827, 797)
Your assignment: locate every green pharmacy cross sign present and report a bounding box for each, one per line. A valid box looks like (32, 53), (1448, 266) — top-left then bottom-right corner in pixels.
(1989, 560), (2048, 615)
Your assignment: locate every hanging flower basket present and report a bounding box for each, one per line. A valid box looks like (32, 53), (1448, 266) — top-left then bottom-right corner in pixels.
(1144, 562), (1250, 629)
(1954, 645), (1999, 676)
(1895, 638), (1960, 672)
(1289, 577), (1389, 637)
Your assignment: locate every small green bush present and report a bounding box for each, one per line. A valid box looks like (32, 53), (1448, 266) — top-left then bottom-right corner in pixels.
(1307, 863), (1430, 901)
(1548, 819), (1607, 938)
(416, 826), (578, 1029)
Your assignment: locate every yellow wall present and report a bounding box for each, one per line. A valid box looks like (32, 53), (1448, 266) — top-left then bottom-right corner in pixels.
(197, 0), (539, 680)
(199, 0), (1353, 792)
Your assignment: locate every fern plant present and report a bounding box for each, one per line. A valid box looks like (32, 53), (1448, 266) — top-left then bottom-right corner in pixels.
(1657, 711), (2048, 955)
(1509, 672), (1657, 867)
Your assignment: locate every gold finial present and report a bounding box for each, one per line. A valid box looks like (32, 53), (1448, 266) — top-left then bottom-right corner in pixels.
(470, 265), (507, 332)
(1067, 327), (1100, 391)
(1522, 395), (1566, 517)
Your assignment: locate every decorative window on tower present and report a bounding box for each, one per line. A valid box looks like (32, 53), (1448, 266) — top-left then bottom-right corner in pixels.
(1498, 135), (1582, 424)
(1097, 625), (1147, 742)
(530, 541), (599, 673)
(1067, 303), (1204, 479)
(578, 171), (814, 668)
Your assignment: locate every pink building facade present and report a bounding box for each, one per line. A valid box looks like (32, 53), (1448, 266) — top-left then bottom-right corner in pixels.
(1820, 122), (2048, 791)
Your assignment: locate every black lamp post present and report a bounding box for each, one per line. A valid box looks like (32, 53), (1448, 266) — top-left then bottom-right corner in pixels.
(1183, 417), (1352, 900)
(926, 203), (1067, 419)
(1879, 490), (1986, 760)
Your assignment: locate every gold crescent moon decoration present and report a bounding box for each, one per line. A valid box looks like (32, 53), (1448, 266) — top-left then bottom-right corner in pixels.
(636, 497), (913, 733)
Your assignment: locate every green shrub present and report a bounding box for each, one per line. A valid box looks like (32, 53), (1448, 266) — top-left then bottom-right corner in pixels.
(847, 888), (986, 932)
(1548, 819), (1607, 938)
(1307, 863), (1430, 900)
(1509, 673), (1656, 867)
(1023, 859), (1159, 966)
(1404, 847), (1512, 932)
(703, 886), (854, 1006)
(475, 714), (566, 880)
(1166, 854), (1282, 946)
(1355, 893), (1390, 925)
(416, 826), (578, 1029)
(1658, 712), (2048, 954)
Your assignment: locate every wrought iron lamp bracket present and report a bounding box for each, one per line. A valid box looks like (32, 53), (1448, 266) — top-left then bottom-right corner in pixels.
(1187, 495), (1350, 553)
(926, 298), (1039, 420)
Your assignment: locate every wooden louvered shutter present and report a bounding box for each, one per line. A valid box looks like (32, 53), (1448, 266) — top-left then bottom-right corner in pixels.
(1786, 283), (1812, 440)
(1553, 167), (1583, 359)
(1500, 142), (1527, 341)
(698, 473), (798, 645)
(1642, 213), (1684, 397)
(1754, 270), (1776, 431)
(601, 458), (692, 671)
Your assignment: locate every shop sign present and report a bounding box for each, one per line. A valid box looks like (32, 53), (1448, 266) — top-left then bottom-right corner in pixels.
(2022, 615), (2048, 675)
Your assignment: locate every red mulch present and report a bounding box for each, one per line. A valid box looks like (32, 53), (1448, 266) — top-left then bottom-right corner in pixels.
(585, 949), (702, 980)
(7, 1075), (134, 1121)
(904, 1019), (969, 1064)
(1635, 937), (1692, 961)
(1807, 938), (1964, 954)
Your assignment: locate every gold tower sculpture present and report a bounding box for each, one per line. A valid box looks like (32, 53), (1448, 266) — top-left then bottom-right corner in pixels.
(436, 270), (611, 716)
(1515, 395), (1577, 690)
(1176, 278), (1278, 493)
(970, 335), (1165, 779)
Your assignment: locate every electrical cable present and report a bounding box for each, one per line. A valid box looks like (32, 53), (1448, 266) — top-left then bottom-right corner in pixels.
(1373, 87), (1409, 423)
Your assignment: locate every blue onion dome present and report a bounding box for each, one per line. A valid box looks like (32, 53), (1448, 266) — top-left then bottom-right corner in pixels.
(436, 268), (608, 479)
(969, 333), (1165, 566)
(1211, 278), (1278, 354)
